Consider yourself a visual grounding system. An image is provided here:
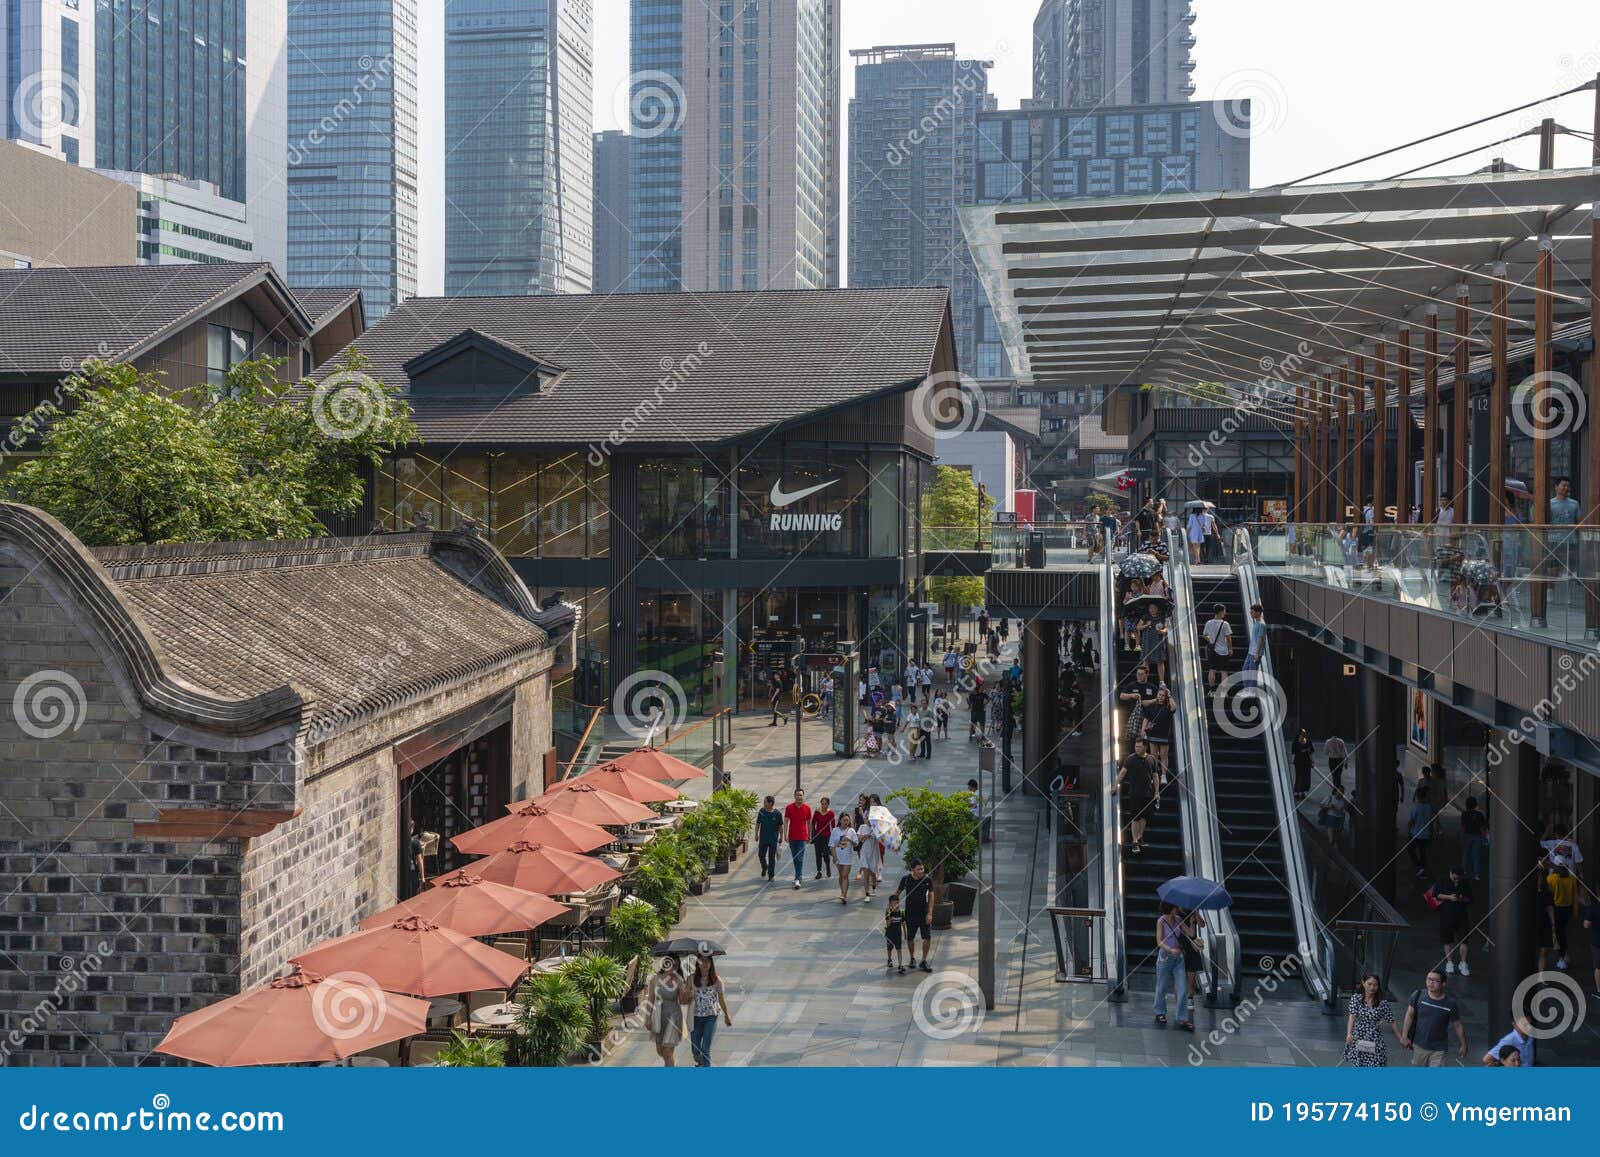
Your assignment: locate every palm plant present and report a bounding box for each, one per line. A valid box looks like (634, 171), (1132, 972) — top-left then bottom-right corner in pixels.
(561, 952), (629, 1045)
(513, 973), (591, 1067)
(630, 853), (686, 925)
(436, 1029), (506, 1068)
(605, 895), (666, 972)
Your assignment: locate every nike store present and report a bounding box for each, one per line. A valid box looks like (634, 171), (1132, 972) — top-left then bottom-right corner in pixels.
(341, 287), (956, 716)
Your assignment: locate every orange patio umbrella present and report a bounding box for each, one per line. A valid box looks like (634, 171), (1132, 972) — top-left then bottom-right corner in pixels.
(604, 746), (708, 782)
(451, 801), (613, 856)
(455, 840), (621, 896)
(548, 762), (681, 804)
(291, 914), (529, 997)
(533, 782), (657, 826)
(360, 873), (568, 938)
(153, 964), (429, 1067)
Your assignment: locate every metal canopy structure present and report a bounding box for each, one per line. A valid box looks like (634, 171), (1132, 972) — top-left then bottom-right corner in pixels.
(960, 167), (1599, 400)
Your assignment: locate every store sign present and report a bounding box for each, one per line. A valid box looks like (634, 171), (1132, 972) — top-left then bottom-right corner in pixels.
(768, 478), (844, 532)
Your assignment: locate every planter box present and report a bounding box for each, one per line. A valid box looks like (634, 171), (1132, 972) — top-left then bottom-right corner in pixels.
(688, 879), (707, 896)
(944, 880), (977, 918)
(932, 899), (956, 930)
(712, 857), (730, 875)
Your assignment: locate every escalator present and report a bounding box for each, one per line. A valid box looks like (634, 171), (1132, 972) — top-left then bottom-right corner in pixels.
(1188, 573), (1303, 976)
(1110, 612), (1185, 974)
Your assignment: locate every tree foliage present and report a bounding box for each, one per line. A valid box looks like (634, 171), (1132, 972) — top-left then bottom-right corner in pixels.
(8, 351), (415, 546)
(886, 785), (980, 887)
(921, 466), (994, 609)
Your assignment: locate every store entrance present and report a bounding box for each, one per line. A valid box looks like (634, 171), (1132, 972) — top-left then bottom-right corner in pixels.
(396, 723), (510, 897)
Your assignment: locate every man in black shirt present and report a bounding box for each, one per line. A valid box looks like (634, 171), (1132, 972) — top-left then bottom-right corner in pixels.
(1400, 969), (1467, 1065)
(1436, 865), (1473, 977)
(897, 860), (936, 973)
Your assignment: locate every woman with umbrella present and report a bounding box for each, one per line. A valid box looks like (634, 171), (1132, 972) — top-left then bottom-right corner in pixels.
(643, 955), (689, 1066)
(688, 950), (733, 1067)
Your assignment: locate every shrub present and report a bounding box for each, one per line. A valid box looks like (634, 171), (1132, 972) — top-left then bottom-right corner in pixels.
(887, 785), (980, 888)
(436, 1029), (506, 1067)
(606, 895), (666, 971)
(560, 952), (629, 1044)
(514, 973), (591, 1067)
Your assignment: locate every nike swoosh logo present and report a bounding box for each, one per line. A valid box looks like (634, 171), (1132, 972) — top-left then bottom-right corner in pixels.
(770, 479), (840, 507)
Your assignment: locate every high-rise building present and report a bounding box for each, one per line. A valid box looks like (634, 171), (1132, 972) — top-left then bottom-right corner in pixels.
(678, 0), (839, 291)
(626, 0), (683, 292)
(848, 45), (993, 375)
(0, 0), (93, 165)
(444, 0), (593, 297)
(286, 0), (418, 320)
(90, 0), (287, 272)
(1032, 0), (1196, 109)
(592, 129), (632, 294)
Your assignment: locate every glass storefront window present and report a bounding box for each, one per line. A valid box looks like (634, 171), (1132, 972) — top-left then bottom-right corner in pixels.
(443, 454), (489, 530)
(389, 454), (443, 530)
(542, 453), (588, 558)
(737, 446), (901, 559)
(492, 452), (540, 557)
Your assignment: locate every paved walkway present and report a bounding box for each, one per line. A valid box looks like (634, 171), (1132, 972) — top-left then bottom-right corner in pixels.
(602, 713), (1349, 1067)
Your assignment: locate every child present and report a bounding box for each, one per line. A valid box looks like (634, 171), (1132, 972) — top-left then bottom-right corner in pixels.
(933, 694), (950, 739)
(884, 891), (906, 973)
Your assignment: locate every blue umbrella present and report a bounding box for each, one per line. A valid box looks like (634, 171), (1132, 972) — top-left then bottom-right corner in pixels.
(1158, 875), (1232, 910)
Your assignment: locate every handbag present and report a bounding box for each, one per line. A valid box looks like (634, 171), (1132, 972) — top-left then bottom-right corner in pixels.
(1353, 1039), (1377, 1055)
(1422, 885), (1441, 910)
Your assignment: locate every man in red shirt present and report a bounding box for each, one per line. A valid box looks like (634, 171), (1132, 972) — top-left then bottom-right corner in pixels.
(783, 790), (813, 889)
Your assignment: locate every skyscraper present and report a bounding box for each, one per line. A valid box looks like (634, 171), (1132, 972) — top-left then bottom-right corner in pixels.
(444, 0), (593, 297)
(92, 0), (288, 272)
(0, 0), (93, 165)
(849, 45), (993, 374)
(592, 129), (632, 294)
(677, 0), (839, 291)
(626, 0), (683, 292)
(1032, 0), (1196, 109)
(286, 0), (419, 320)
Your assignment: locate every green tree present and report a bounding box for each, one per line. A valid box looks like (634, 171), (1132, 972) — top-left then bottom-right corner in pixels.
(887, 785), (980, 890)
(9, 351), (415, 546)
(513, 973), (592, 1067)
(921, 465), (994, 615)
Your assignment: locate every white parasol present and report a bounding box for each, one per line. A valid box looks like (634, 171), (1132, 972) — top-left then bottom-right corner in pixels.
(868, 805), (902, 853)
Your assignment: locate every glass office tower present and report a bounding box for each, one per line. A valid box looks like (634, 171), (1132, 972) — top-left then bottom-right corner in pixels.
(286, 0), (418, 320)
(626, 0), (682, 292)
(444, 0), (593, 297)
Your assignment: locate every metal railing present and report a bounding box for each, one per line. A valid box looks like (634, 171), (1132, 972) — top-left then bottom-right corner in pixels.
(1165, 530), (1243, 1006)
(1297, 811), (1409, 1007)
(922, 525), (995, 551)
(1096, 546), (1129, 1001)
(1048, 907), (1107, 983)
(1233, 528), (1334, 1005)
(559, 703), (607, 781)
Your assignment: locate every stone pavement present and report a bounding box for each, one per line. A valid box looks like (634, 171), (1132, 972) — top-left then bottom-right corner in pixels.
(602, 712), (1350, 1067)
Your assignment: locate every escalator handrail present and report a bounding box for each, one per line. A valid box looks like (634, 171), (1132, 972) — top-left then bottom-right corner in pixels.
(1232, 528), (1334, 1004)
(1165, 531), (1243, 1006)
(1098, 549), (1128, 998)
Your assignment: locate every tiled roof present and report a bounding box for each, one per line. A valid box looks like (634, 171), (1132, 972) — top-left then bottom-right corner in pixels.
(0, 262), (286, 376)
(332, 287), (952, 445)
(0, 503), (569, 741)
(294, 286), (364, 330)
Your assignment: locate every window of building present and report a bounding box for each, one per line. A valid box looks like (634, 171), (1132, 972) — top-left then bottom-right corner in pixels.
(206, 324), (251, 386)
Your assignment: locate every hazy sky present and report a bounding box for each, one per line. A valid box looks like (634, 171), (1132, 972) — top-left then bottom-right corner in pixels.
(414, 0), (1600, 295)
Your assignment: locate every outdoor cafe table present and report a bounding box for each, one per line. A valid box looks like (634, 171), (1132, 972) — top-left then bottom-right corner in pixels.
(469, 1002), (519, 1028)
(318, 1057), (390, 1068)
(426, 996), (464, 1025)
(662, 799), (698, 814)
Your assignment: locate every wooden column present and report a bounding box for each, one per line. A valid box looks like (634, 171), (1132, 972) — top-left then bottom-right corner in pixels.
(1453, 283), (1472, 520)
(1531, 233), (1554, 626)
(1338, 364), (1352, 523)
(1355, 354), (1368, 517)
(1588, 75), (1600, 632)
(1396, 327), (1412, 523)
(1373, 338), (1388, 523)
(1423, 306), (1440, 520)
(1489, 263), (1510, 526)
(1293, 384), (1306, 521)
(1317, 375), (1332, 521)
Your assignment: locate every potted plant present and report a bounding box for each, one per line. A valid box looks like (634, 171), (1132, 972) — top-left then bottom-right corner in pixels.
(677, 810), (721, 885)
(887, 786), (980, 929)
(560, 952), (629, 1057)
(631, 847), (687, 926)
(513, 972), (591, 1067)
(605, 895), (665, 1011)
(436, 1029), (506, 1067)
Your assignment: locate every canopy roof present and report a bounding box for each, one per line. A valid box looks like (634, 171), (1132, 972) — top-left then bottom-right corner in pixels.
(960, 167), (1599, 417)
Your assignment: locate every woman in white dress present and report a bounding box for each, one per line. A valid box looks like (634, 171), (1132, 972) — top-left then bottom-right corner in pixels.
(829, 821), (857, 904)
(855, 820), (882, 901)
